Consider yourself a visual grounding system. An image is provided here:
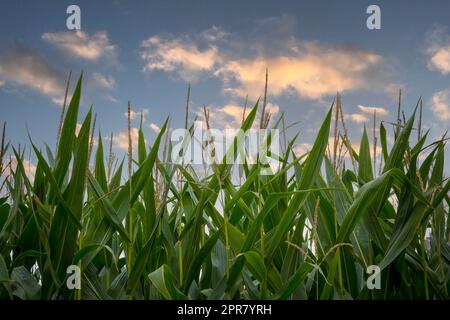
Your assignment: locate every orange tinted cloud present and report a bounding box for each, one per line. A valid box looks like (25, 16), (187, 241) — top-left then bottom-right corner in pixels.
(430, 89), (450, 120)
(42, 31), (116, 62)
(140, 29), (391, 101)
(216, 45), (382, 100)
(346, 113), (369, 123)
(427, 27), (450, 75)
(0, 45), (65, 104)
(114, 127), (143, 151)
(140, 36), (219, 81)
(357, 105), (388, 117)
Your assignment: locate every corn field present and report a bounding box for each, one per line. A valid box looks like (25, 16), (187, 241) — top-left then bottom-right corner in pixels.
(0, 74), (449, 300)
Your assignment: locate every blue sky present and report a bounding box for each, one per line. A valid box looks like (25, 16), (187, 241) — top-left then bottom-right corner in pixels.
(0, 0), (449, 173)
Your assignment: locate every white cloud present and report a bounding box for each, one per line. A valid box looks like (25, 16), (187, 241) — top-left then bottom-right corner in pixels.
(140, 28), (389, 100)
(345, 113), (369, 123)
(196, 104), (243, 130)
(42, 31), (117, 62)
(140, 35), (219, 82)
(265, 103), (280, 116)
(216, 104), (247, 125)
(149, 123), (161, 133)
(430, 89), (450, 120)
(3, 157), (37, 182)
(124, 108), (150, 122)
(92, 72), (116, 89)
(429, 46), (450, 74)
(0, 44), (65, 104)
(198, 102), (280, 130)
(357, 105), (388, 117)
(294, 143), (312, 156)
(427, 27), (450, 75)
(139, 25), (395, 104)
(0, 80), (4, 87)
(114, 127), (143, 151)
(216, 44), (383, 100)
(23, 160), (37, 181)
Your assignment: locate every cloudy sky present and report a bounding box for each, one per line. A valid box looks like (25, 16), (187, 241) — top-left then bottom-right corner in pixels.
(0, 0), (449, 172)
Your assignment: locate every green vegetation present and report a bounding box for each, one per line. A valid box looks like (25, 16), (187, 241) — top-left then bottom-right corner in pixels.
(0, 74), (449, 300)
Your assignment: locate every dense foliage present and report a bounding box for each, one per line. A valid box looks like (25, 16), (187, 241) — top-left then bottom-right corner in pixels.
(0, 75), (449, 300)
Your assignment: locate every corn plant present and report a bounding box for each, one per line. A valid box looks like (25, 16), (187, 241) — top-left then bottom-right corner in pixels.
(0, 74), (449, 300)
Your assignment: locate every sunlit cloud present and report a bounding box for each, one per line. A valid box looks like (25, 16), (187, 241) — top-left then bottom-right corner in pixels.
(216, 104), (247, 125)
(357, 105), (388, 117)
(140, 28), (390, 101)
(124, 108), (150, 122)
(197, 102), (280, 130)
(429, 47), (450, 74)
(149, 123), (161, 133)
(430, 89), (450, 120)
(427, 26), (450, 75)
(264, 103), (280, 116)
(2, 156), (37, 182)
(114, 127), (143, 151)
(345, 113), (369, 123)
(216, 44), (383, 100)
(42, 31), (117, 63)
(293, 143), (312, 156)
(140, 35), (220, 82)
(196, 104), (244, 130)
(0, 44), (65, 104)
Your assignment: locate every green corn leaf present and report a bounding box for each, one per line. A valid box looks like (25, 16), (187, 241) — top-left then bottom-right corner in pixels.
(148, 264), (187, 300)
(266, 105), (333, 258)
(358, 126), (373, 183)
